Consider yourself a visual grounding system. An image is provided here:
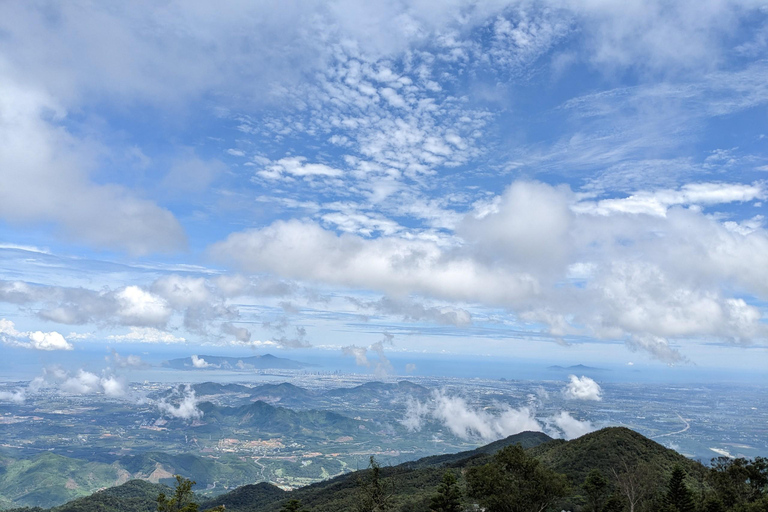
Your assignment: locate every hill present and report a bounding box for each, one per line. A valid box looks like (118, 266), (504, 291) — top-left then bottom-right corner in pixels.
(5, 427), (722, 512)
(529, 426), (707, 485)
(324, 381), (431, 401)
(194, 400), (365, 439)
(0, 451), (122, 509)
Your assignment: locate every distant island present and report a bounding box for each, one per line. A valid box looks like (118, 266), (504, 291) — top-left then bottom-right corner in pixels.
(163, 354), (313, 370)
(546, 364), (609, 372)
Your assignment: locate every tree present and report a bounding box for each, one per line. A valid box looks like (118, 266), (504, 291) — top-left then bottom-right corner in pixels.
(466, 444), (569, 512)
(429, 470), (462, 512)
(611, 458), (656, 512)
(583, 469), (611, 512)
(156, 475), (224, 512)
(662, 466), (696, 512)
(356, 456), (394, 512)
(280, 498), (309, 512)
(709, 456), (768, 509)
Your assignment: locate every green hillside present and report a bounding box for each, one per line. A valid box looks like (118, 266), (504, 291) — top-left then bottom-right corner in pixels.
(529, 426), (708, 485)
(195, 400), (366, 439)
(0, 452), (122, 509)
(6, 427), (766, 512)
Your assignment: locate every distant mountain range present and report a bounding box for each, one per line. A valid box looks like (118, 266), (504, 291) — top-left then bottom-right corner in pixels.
(163, 354), (312, 370)
(153, 380), (431, 407)
(546, 364), (609, 372)
(8, 427), (714, 512)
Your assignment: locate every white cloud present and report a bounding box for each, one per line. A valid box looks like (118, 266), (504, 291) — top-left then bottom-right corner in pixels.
(0, 389), (25, 403)
(0, 318), (73, 351)
(258, 157), (344, 181)
(157, 385), (202, 420)
(401, 390), (543, 441)
(563, 375), (602, 401)
(574, 182), (766, 217)
(107, 327), (186, 344)
(0, 79), (186, 255)
(33, 367), (126, 397)
(212, 179), (768, 362)
(190, 355), (211, 368)
(116, 286), (172, 327)
(27, 330), (73, 351)
(551, 411), (596, 440)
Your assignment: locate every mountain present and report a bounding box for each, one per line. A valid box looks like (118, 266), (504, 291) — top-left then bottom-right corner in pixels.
(324, 380), (431, 401)
(529, 426), (707, 485)
(51, 480), (169, 512)
(247, 382), (317, 404)
(547, 364), (609, 373)
(5, 427), (715, 512)
(194, 401), (366, 439)
(0, 451), (123, 509)
(163, 354), (311, 371)
(402, 431), (554, 470)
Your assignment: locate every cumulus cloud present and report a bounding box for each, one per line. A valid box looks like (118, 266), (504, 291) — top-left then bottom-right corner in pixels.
(31, 367), (126, 397)
(157, 385), (203, 420)
(551, 411), (596, 440)
(563, 375), (603, 401)
(116, 286), (172, 327)
(190, 355), (212, 368)
(0, 389), (26, 403)
(0, 273), (268, 345)
(212, 180), (768, 362)
(401, 390), (543, 441)
(0, 318), (73, 351)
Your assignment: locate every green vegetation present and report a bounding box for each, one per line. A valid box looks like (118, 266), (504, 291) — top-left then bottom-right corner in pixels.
(355, 457), (394, 512)
(466, 444), (569, 512)
(5, 427), (768, 512)
(157, 476), (223, 512)
(428, 471), (461, 512)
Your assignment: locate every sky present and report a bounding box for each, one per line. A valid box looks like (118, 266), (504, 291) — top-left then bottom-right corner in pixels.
(0, 0), (767, 379)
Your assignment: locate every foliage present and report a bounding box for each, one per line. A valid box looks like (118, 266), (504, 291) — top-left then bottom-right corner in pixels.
(356, 456), (395, 512)
(156, 475), (223, 512)
(707, 456), (768, 511)
(279, 498), (309, 512)
(583, 469), (611, 512)
(466, 444), (569, 512)
(15, 427), (768, 512)
(661, 466), (696, 512)
(429, 471), (462, 512)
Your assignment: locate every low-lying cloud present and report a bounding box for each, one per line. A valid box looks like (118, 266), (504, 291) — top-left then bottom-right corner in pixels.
(402, 389), (600, 442)
(0, 389), (25, 403)
(30, 367), (126, 397)
(551, 411), (596, 440)
(401, 391), (543, 441)
(563, 375), (603, 401)
(156, 385), (203, 420)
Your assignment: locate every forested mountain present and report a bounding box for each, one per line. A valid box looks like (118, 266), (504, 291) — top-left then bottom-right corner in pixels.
(7, 427), (765, 512)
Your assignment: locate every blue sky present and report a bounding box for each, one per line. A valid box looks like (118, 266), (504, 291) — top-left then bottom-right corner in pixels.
(0, 1), (767, 376)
